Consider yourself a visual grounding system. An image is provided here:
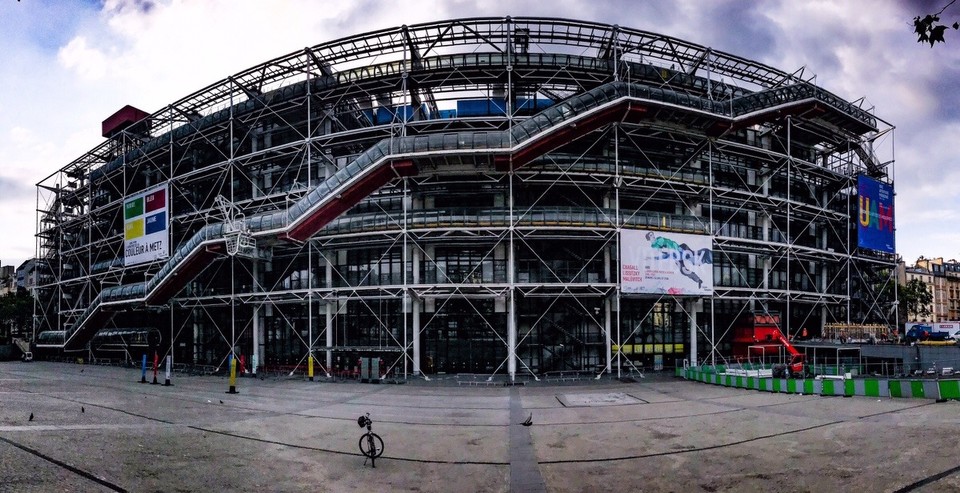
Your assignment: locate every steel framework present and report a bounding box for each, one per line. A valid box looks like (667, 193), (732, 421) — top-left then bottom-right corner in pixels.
(34, 17), (896, 380)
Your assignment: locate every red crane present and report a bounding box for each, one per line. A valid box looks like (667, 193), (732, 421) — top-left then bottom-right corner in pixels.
(731, 312), (805, 377)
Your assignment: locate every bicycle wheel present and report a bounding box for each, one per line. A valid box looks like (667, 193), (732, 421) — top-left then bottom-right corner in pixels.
(358, 432), (384, 458)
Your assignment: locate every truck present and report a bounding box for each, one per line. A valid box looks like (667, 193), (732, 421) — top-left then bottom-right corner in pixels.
(731, 312), (805, 378)
(905, 322), (959, 343)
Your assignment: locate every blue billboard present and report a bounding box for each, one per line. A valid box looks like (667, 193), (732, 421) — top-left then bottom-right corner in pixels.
(857, 175), (895, 253)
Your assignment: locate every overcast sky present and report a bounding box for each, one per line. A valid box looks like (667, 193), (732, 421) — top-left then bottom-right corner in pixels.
(1, 0), (957, 269)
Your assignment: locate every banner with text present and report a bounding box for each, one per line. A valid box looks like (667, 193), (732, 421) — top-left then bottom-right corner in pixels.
(621, 229), (713, 296)
(857, 175), (895, 254)
(124, 185), (169, 266)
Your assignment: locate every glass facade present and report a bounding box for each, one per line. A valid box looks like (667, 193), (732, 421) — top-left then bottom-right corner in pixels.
(34, 18), (896, 379)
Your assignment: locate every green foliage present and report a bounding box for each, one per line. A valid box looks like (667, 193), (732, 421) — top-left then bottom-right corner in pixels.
(915, 0), (960, 46)
(899, 278), (933, 320)
(0, 291), (33, 342)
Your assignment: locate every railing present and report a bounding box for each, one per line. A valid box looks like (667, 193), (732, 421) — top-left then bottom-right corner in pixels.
(59, 78), (863, 348)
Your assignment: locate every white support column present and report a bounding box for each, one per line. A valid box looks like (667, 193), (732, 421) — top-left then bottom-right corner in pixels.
(252, 305), (260, 376)
(412, 244), (421, 376)
(252, 260), (259, 375)
(604, 199), (613, 373)
(169, 307), (174, 372)
(325, 301), (333, 372)
(308, 290), (314, 381)
(413, 298), (421, 375)
(325, 251), (334, 372)
(506, 17), (517, 383)
(604, 297), (612, 372)
(193, 322), (199, 363)
(821, 305), (827, 337)
(689, 299), (702, 366)
(508, 290), (517, 381)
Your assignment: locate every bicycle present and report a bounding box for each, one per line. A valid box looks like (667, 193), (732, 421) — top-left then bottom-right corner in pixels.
(357, 413), (384, 467)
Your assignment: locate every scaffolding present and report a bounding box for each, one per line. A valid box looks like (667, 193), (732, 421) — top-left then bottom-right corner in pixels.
(822, 323), (892, 342)
(33, 17), (897, 381)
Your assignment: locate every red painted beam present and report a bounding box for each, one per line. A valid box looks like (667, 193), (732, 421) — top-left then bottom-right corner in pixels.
(709, 100), (824, 137)
(284, 160), (418, 242)
(63, 308), (115, 351)
(145, 248), (218, 305)
(495, 102), (648, 172)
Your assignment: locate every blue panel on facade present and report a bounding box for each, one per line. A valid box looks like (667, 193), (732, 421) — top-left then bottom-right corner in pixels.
(375, 105), (416, 124)
(857, 175), (895, 254)
(457, 98), (507, 117)
(145, 211), (166, 235)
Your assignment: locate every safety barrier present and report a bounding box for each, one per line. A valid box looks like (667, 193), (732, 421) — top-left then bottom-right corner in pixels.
(679, 366), (960, 401)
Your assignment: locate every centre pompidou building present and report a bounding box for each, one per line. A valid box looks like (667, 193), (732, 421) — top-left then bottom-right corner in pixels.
(34, 17), (896, 380)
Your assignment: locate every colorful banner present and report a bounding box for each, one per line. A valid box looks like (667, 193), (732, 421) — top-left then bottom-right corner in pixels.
(124, 185), (169, 266)
(621, 229), (713, 295)
(857, 175), (895, 254)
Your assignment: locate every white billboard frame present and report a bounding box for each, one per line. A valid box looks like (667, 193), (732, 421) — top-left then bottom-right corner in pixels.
(620, 229), (713, 296)
(123, 184), (170, 266)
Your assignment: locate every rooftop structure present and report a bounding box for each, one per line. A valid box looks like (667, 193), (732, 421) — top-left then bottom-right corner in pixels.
(34, 17), (897, 379)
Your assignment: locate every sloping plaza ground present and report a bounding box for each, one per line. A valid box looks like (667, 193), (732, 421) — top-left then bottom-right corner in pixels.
(1, 361), (958, 492)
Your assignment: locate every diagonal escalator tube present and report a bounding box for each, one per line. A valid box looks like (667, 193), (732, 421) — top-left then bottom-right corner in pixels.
(59, 79), (875, 350)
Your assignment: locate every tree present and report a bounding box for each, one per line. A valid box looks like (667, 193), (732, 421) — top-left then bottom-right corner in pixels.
(0, 291), (33, 343)
(899, 278), (933, 322)
(915, 0), (960, 46)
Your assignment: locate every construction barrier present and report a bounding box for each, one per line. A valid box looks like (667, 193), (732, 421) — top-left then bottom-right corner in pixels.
(939, 380), (960, 400)
(680, 367), (959, 401)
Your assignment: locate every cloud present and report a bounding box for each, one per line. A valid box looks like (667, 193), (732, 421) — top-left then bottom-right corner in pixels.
(105, 0), (157, 16)
(0, 177), (32, 202)
(1, 0), (959, 268)
(58, 36), (111, 81)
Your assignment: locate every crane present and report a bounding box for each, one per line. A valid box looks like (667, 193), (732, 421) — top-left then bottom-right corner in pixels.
(731, 312), (805, 378)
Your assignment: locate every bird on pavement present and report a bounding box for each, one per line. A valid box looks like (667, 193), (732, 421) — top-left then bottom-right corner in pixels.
(28, 413), (34, 422)
(521, 412), (533, 426)
(219, 400), (224, 404)
(81, 406), (85, 413)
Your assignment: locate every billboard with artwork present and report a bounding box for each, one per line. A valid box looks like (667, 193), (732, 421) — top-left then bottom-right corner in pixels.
(123, 185), (169, 266)
(621, 229), (713, 296)
(857, 175), (895, 254)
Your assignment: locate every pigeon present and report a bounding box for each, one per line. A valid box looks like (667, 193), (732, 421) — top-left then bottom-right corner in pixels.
(80, 369), (84, 373)
(28, 413), (34, 422)
(219, 400), (224, 404)
(521, 412), (533, 427)
(81, 406), (85, 413)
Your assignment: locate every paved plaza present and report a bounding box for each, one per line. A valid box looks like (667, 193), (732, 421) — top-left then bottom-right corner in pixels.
(1, 361), (959, 492)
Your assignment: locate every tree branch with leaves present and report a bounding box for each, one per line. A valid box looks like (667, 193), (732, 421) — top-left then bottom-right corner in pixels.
(899, 278), (933, 322)
(915, 0), (960, 46)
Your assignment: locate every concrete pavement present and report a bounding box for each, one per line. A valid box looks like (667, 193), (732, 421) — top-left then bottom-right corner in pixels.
(1, 361), (959, 492)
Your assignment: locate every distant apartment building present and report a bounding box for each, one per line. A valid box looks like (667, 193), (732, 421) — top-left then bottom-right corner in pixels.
(941, 260), (960, 320)
(16, 259), (39, 297)
(904, 257), (960, 323)
(0, 265), (15, 296)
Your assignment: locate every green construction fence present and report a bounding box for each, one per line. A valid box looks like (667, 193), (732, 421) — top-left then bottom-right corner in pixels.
(678, 366), (959, 401)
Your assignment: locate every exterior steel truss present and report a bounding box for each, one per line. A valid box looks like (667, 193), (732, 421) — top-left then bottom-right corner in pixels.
(35, 17), (895, 380)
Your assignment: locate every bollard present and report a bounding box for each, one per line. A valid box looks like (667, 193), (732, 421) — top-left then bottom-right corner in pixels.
(308, 354), (314, 382)
(227, 356), (239, 394)
(151, 352), (160, 385)
(163, 355), (172, 386)
(140, 354), (148, 383)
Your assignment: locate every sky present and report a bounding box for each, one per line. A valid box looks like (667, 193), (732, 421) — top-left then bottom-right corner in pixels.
(0, 0), (958, 269)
